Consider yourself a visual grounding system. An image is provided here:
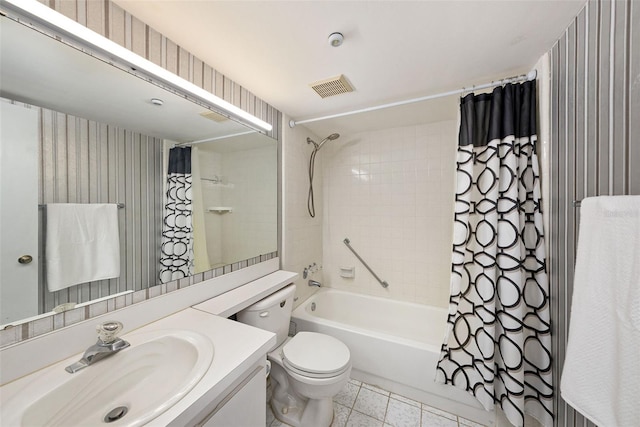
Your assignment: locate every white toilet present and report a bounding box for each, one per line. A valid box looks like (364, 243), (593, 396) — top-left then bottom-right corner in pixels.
(237, 284), (351, 427)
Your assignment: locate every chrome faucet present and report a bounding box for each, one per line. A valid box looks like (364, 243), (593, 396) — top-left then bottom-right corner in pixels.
(65, 321), (130, 373)
(308, 279), (321, 287)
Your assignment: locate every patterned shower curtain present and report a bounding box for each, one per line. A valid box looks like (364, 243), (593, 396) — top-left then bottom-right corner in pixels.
(435, 81), (553, 427)
(159, 146), (194, 283)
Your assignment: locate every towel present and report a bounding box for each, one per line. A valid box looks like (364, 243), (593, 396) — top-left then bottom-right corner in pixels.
(45, 203), (120, 292)
(560, 196), (640, 427)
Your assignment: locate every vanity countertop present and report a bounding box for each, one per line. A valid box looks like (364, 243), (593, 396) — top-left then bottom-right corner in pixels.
(150, 309), (276, 425)
(0, 308), (275, 426)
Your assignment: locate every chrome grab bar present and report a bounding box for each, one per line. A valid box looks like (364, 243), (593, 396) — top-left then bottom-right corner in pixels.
(343, 238), (389, 288)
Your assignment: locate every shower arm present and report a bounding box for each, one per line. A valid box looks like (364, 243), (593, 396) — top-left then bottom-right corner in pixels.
(343, 238), (389, 288)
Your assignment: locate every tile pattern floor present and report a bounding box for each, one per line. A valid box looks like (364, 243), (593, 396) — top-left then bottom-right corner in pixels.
(266, 379), (486, 427)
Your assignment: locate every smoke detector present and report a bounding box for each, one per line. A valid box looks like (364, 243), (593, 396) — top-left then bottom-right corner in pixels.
(328, 32), (344, 47)
(309, 74), (354, 99)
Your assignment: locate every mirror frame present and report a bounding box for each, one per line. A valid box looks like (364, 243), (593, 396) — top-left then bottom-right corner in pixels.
(0, 0), (281, 347)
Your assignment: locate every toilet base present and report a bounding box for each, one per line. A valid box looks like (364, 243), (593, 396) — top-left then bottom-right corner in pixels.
(271, 396), (334, 427)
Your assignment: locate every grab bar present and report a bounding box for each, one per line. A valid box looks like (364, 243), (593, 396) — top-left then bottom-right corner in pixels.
(343, 238), (389, 288)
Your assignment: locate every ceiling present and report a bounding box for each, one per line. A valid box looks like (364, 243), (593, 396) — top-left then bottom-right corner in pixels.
(114, 0), (586, 136)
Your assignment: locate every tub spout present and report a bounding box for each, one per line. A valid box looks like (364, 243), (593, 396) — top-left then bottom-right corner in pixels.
(308, 280), (321, 287)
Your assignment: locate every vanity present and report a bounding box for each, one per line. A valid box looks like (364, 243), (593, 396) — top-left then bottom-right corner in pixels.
(0, 270), (297, 426)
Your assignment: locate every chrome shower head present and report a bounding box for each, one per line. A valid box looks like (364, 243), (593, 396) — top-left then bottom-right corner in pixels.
(316, 133), (340, 150)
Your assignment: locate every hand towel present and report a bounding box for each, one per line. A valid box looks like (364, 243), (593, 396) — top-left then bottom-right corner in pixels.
(46, 203), (120, 292)
(560, 196), (640, 427)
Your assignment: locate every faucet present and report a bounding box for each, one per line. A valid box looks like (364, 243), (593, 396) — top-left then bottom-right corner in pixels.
(308, 280), (321, 287)
(65, 321), (130, 373)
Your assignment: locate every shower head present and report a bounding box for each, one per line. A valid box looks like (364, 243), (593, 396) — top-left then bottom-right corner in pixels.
(316, 133), (340, 150)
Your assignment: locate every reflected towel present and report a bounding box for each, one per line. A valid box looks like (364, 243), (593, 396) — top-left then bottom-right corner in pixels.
(560, 196), (640, 427)
(46, 203), (120, 292)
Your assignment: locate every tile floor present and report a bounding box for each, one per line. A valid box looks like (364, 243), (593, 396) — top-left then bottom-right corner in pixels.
(266, 379), (486, 427)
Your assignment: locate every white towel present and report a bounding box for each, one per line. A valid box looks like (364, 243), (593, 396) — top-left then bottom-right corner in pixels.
(560, 196), (640, 427)
(46, 203), (120, 292)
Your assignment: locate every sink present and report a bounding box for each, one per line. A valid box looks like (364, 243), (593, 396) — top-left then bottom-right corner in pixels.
(1, 329), (214, 426)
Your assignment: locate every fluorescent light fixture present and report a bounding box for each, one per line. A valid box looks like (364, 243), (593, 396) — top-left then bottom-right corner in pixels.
(1, 0), (273, 132)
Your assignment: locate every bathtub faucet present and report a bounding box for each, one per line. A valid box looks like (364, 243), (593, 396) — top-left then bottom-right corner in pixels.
(308, 280), (321, 287)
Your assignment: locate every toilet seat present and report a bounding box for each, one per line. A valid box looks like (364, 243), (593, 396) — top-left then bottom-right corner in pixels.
(281, 332), (351, 379)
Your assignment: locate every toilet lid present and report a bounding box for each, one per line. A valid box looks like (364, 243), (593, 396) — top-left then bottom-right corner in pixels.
(282, 332), (350, 376)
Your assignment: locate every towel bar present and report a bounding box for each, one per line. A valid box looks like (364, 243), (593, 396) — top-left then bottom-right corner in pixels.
(39, 203), (125, 209)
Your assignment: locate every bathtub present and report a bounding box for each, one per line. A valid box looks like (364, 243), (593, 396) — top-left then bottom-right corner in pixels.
(291, 288), (494, 425)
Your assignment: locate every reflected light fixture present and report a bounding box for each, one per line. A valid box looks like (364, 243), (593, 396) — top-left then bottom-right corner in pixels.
(1, 0), (273, 132)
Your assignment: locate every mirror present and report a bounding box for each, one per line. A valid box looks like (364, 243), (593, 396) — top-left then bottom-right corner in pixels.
(0, 15), (278, 326)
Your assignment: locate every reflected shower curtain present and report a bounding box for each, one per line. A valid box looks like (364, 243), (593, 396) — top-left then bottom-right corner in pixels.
(435, 81), (552, 427)
(159, 146), (193, 283)
(190, 147), (211, 274)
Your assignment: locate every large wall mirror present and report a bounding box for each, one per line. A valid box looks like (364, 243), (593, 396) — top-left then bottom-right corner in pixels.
(0, 13), (278, 327)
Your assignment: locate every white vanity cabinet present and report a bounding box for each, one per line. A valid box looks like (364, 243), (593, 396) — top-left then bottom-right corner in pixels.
(199, 364), (266, 426)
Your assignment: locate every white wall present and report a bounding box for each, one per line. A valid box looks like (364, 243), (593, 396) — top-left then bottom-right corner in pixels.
(321, 121), (457, 308)
(281, 116), (324, 307)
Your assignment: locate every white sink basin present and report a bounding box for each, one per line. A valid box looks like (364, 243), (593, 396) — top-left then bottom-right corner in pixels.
(1, 329), (213, 426)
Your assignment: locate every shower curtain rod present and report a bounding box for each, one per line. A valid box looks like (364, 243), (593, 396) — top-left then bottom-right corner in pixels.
(289, 69), (537, 128)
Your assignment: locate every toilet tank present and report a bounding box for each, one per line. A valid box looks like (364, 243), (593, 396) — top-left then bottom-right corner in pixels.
(237, 284), (296, 349)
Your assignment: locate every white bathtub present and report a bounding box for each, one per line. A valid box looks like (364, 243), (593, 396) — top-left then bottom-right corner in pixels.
(291, 288), (494, 425)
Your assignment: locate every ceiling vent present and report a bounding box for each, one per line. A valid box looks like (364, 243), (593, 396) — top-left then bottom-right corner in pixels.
(309, 74), (354, 98)
(199, 110), (228, 122)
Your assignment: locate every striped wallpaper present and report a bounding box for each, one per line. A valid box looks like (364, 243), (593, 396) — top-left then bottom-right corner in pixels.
(549, 1), (639, 426)
(37, 106), (164, 313)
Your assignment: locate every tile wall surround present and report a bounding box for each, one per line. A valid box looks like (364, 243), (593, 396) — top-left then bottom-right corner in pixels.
(321, 121), (458, 308)
(221, 146), (279, 263)
(2, 0), (283, 348)
(199, 146), (278, 267)
(0, 251), (278, 349)
(199, 149), (225, 266)
(281, 117), (325, 307)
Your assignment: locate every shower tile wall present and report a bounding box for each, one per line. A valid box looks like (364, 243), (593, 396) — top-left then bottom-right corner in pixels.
(322, 121), (457, 307)
(199, 149), (224, 267)
(223, 146), (278, 262)
(199, 146), (277, 267)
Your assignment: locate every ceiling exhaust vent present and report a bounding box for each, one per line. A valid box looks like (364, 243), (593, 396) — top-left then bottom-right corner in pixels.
(199, 110), (229, 122)
(309, 75), (354, 98)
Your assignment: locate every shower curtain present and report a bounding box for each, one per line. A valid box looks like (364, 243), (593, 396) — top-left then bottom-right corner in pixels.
(190, 147), (212, 274)
(435, 81), (553, 427)
(159, 146), (194, 283)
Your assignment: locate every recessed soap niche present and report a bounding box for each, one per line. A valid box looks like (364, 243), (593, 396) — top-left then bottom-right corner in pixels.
(339, 266), (355, 278)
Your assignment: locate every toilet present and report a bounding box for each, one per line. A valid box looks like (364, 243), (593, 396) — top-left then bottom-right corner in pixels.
(237, 284), (351, 427)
